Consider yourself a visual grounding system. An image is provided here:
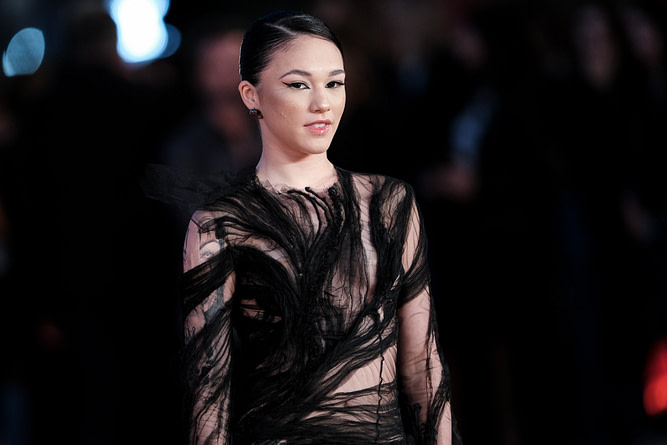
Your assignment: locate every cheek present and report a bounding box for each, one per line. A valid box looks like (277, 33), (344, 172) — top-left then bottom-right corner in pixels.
(336, 90), (346, 105)
(278, 101), (302, 121)
(334, 94), (346, 115)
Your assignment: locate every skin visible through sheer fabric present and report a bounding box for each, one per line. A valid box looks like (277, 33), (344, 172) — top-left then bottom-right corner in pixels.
(179, 11), (457, 444)
(182, 171), (454, 444)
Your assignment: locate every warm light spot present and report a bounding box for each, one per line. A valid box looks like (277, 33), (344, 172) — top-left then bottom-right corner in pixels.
(644, 337), (667, 417)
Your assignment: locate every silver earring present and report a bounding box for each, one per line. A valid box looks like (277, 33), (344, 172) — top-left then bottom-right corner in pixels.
(249, 108), (263, 119)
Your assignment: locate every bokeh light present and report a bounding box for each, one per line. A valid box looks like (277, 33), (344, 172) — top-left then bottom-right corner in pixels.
(2, 27), (45, 76)
(644, 337), (667, 417)
(106, 0), (178, 64)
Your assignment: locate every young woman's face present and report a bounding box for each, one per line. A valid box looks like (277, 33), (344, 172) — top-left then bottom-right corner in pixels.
(252, 35), (346, 159)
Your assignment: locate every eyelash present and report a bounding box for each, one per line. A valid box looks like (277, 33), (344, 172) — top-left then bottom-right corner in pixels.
(283, 81), (345, 89)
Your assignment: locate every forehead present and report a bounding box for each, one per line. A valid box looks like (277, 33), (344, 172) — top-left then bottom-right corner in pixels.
(266, 34), (344, 74)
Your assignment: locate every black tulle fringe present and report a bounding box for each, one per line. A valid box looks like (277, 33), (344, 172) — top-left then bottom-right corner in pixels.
(141, 162), (255, 218)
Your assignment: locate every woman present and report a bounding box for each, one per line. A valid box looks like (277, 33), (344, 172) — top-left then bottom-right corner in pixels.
(181, 10), (461, 444)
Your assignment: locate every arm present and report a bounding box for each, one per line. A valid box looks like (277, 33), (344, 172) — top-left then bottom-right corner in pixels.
(398, 290), (453, 445)
(397, 192), (455, 445)
(182, 211), (236, 444)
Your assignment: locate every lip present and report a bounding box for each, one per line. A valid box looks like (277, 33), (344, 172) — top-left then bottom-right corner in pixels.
(305, 120), (332, 135)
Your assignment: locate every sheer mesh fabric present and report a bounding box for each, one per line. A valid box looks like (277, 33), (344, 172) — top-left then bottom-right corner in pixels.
(181, 168), (459, 444)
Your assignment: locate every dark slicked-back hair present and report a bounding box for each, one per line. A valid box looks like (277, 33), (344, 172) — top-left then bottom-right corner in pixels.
(239, 10), (343, 86)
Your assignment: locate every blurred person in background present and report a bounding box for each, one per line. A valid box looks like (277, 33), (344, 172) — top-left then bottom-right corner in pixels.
(156, 14), (261, 237)
(408, 2), (556, 443)
(618, 0), (667, 307)
(618, 1), (667, 440)
(159, 15), (261, 180)
(5, 5), (182, 444)
(539, 2), (665, 443)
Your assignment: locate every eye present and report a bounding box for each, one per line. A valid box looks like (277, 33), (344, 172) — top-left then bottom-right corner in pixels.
(283, 81), (308, 89)
(327, 80), (345, 88)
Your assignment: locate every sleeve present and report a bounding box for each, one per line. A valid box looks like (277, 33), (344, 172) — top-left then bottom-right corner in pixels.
(181, 210), (236, 445)
(396, 189), (461, 445)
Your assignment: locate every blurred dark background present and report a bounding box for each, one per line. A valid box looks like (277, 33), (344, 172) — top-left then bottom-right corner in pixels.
(1, 0), (666, 444)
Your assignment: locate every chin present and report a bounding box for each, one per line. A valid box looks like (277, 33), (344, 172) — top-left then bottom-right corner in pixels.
(305, 140), (334, 154)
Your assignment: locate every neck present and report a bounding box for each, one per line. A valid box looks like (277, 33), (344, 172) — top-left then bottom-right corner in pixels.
(255, 152), (336, 190)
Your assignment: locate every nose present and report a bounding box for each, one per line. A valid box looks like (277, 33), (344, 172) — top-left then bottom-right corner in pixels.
(310, 88), (331, 113)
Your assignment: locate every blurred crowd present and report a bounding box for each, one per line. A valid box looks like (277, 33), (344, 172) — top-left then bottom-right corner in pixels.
(0, 0), (666, 444)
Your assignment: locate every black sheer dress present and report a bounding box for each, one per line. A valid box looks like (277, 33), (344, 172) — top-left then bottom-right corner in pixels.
(181, 167), (460, 444)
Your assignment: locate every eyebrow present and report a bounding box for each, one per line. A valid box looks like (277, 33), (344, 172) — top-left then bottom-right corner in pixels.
(280, 69), (345, 78)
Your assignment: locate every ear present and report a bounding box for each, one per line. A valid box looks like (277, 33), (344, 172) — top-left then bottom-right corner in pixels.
(238, 80), (259, 110)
